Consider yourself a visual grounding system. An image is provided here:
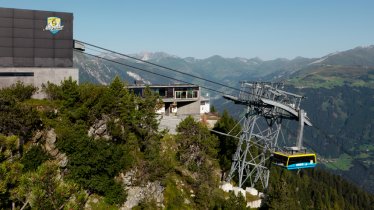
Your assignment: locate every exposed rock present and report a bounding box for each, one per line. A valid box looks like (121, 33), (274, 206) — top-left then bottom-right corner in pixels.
(46, 129), (57, 145)
(96, 119), (106, 128)
(88, 115), (112, 140)
(120, 170), (137, 189)
(47, 146), (59, 157)
(45, 129), (58, 155)
(56, 153), (68, 167)
(120, 170), (164, 210)
(121, 182), (164, 210)
(143, 181), (164, 204)
(95, 124), (107, 135)
(122, 187), (143, 209)
(32, 130), (43, 143)
(88, 127), (95, 138)
(44, 129), (68, 167)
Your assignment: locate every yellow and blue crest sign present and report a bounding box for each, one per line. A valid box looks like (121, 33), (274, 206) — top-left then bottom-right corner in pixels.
(44, 17), (64, 35)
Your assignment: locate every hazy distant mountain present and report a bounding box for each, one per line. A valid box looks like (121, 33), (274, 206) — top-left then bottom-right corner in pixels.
(287, 45), (374, 88)
(74, 45), (374, 94)
(308, 45), (374, 66)
(74, 50), (317, 87)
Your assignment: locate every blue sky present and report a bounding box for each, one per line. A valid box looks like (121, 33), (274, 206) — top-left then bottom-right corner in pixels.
(1, 0), (374, 60)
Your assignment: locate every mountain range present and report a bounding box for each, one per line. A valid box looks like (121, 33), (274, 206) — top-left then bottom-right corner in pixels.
(74, 45), (374, 193)
(74, 45), (374, 87)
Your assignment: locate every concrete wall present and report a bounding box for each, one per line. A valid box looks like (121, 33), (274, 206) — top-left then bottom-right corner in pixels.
(0, 67), (78, 98)
(177, 100), (200, 115)
(200, 100), (210, 114)
(156, 104), (165, 114)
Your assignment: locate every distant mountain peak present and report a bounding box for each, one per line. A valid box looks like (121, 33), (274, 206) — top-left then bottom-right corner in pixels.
(139, 51), (151, 61)
(355, 45), (374, 49)
(137, 51), (178, 61)
(233, 57), (263, 65)
(207, 55), (224, 59)
(275, 57), (290, 61)
(293, 56), (308, 60)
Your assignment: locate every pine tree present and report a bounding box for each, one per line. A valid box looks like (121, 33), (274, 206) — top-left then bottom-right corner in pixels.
(213, 110), (241, 174)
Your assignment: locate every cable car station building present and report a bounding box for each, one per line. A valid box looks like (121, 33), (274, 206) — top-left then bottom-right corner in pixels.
(128, 83), (210, 115)
(0, 7), (78, 98)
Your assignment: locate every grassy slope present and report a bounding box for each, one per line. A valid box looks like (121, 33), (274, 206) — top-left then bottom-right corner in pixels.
(287, 65), (374, 89)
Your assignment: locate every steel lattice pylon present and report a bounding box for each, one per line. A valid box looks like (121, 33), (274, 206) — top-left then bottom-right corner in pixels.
(223, 81), (312, 190)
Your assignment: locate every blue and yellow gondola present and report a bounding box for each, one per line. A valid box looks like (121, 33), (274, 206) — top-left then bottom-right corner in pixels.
(271, 152), (317, 170)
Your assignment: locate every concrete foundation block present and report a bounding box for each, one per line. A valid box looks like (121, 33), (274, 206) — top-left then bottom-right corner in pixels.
(233, 187), (246, 197)
(219, 182), (233, 192)
(245, 187), (258, 196)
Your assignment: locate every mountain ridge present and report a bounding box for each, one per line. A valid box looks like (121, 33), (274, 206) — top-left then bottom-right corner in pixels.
(75, 44), (374, 89)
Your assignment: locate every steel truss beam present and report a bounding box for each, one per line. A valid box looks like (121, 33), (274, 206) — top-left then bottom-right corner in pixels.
(225, 81), (310, 190)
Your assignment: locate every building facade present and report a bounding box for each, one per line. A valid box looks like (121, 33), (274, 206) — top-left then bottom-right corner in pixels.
(128, 84), (210, 115)
(0, 7), (78, 98)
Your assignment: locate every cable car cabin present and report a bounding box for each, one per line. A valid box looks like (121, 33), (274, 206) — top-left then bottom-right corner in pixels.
(272, 152), (317, 170)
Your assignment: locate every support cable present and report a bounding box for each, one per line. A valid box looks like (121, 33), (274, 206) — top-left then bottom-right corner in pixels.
(210, 129), (266, 150)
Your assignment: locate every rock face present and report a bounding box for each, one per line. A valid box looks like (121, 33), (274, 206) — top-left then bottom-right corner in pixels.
(33, 129), (68, 167)
(120, 170), (164, 209)
(32, 130), (43, 143)
(88, 115), (111, 140)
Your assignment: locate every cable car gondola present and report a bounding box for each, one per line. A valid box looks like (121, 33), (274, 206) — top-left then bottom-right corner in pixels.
(271, 108), (317, 170)
(272, 152), (317, 170)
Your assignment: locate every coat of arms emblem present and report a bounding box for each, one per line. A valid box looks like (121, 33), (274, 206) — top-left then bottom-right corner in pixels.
(44, 17), (64, 35)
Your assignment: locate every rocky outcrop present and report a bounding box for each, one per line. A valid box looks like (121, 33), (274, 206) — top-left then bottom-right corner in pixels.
(33, 129), (68, 167)
(45, 129), (68, 167)
(119, 170), (164, 209)
(32, 130), (43, 143)
(88, 115), (111, 140)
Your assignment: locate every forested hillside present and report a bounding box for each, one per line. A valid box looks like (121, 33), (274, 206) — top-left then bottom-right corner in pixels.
(0, 79), (373, 209)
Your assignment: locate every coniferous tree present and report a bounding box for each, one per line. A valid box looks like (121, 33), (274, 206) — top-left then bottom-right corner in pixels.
(213, 110), (241, 175)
